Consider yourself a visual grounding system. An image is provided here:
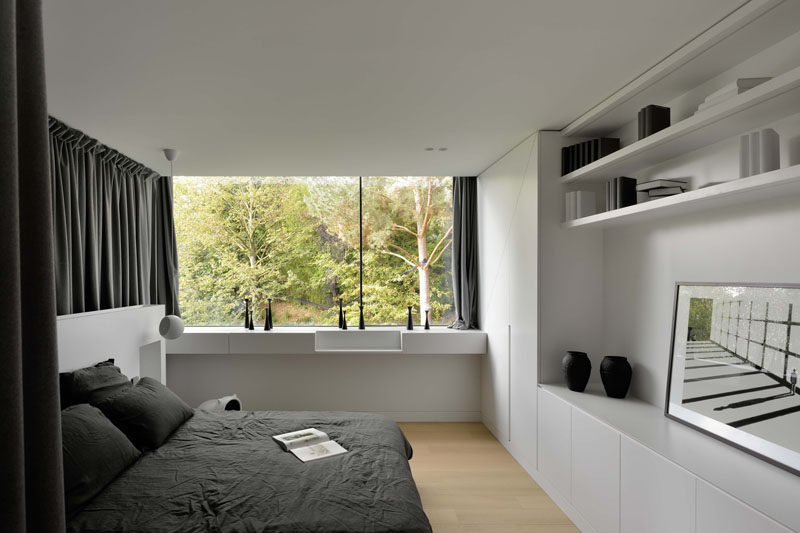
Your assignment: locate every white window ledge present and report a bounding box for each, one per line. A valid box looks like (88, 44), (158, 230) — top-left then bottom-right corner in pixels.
(166, 326), (487, 356)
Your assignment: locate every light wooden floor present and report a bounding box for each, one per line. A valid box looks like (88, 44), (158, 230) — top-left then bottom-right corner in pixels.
(398, 422), (579, 533)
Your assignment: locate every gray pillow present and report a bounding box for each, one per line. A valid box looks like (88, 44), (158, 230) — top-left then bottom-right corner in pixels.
(62, 404), (140, 518)
(60, 360), (132, 408)
(95, 377), (194, 451)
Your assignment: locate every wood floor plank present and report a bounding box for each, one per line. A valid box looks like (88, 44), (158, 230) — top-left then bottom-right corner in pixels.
(399, 422), (578, 533)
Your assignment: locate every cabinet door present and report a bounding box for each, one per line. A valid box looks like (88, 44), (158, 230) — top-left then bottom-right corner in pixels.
(537, 389), (571, 499)
(621, 436), (695, 533)
(572, 409), (620, 533)
(697, 480), (791, 533)
(508, 136), (539, 471)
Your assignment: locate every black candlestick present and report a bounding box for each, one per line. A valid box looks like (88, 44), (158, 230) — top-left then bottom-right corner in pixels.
(244, 298), (251, 329)
(358, 304), (365, 330)
(424, 309), (430, 330)
(338, 298), (343, 329)
(248, 310), (255, 330)
(342, 310), (348, 330)
(407, 306), (414, 330)
(267, 298), (273, 330)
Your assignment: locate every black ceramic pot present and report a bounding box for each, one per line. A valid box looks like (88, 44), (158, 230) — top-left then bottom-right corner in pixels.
(600, 356), (632, 398)
(562, 351), (591, 392)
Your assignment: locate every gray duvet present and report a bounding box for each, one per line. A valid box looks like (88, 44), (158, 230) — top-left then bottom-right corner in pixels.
(67, 410), (432, 533)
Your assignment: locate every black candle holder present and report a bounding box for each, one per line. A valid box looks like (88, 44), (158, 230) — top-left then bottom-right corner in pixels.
(407, 306), (414, 330)
(358, 304), (365, 330)
(338, 298), (344, 329)
(267, 298), (273, 330)
(342, 310), (348, 330)
(424, 309), (430, 330)
(248, 310), (254, 330)
(244, 298), (251, 329)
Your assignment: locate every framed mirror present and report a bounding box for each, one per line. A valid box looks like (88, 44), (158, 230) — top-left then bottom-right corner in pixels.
(666, 282), (800, 476)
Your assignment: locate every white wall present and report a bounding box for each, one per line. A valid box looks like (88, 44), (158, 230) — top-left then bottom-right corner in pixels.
(166, 353), (481, 422)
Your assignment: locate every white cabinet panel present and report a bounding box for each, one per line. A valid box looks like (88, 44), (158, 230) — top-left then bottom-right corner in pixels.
(697, 480), (791, 533)
(572, 409), (620, 533)
(621, 436), (695, 533)
(508, 136), (539, 472)
(537, 388), (572, 499)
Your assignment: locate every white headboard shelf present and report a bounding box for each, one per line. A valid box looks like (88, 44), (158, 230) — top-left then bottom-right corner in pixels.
(57, 304), (166, 383)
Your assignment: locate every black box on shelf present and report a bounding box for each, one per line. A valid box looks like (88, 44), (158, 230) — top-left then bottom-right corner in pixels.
(638, 105), (670, 140)
(605, 176), (637, 211)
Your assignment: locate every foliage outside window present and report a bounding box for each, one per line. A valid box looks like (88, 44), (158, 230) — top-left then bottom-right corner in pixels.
(173, 176), (454, 327)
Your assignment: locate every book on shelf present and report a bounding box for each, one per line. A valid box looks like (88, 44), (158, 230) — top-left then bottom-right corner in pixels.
(759, 128), (780, 174)
(703, 77), (772, 102)
(638, 105), (670, 140)
(749, 130), (761, 177)
(565, 191), (596, 221)
(696, 78), (771, 114)
(273, 428), (348, 462)
(605, 177), (636, 211)
(635, 179), (687, 192)
(648, 186), (685, 197)
(561, 138), (620, 175)
(739, 128), (781, 178)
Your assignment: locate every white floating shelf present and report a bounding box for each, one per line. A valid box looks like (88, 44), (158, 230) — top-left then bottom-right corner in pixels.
(560, 64), (800, 185)
(562, 0), (800, 137)
(563, 164), (800, 229)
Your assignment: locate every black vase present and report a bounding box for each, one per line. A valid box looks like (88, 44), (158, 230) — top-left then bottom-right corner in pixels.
(562, 351), (591, 392)
(600, 356), (632, 398)
(406, 306), (414, 330)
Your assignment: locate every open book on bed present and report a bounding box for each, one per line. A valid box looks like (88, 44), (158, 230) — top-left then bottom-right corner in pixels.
(273, 428), (348, 462)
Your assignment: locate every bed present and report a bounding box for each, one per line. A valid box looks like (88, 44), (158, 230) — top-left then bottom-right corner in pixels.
(67, 409), (431, 533)
(58, 307), (431, 533)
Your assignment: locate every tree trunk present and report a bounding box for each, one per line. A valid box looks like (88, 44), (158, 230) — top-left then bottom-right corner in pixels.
(414, 183), (431, 322)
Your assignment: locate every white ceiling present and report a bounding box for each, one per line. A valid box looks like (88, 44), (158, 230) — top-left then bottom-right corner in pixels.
(42, 0), (745, 176)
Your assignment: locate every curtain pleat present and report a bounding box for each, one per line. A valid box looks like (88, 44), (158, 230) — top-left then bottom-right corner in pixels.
(449, 176), (479, 330)
(49, 117), (181, 316)
(0, 0), (67, 530)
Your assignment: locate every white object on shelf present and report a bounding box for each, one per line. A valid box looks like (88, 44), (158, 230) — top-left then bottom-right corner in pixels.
(749, 130), (760, 177)
(695, 77), (772, 114)
(740, 128), (780, 178)
(567, 190), (596, 221)
(576, 191), (596, 218)
(560, 64), (800, 185)
(739, 134), (750, 178)
(563, 164), (800, 229)
(759, 128), (780, 174)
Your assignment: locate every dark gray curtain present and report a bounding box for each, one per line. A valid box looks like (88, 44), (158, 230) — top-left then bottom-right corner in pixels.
(49, 117), (180, 316)
(449, 176), (479, 330)
(0, 0), (67, 530)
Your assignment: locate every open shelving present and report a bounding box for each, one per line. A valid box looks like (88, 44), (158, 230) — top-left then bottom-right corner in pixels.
(562, 0), (800, 137)
(563, 164), (800, 229)
(560, 64), (800, 185)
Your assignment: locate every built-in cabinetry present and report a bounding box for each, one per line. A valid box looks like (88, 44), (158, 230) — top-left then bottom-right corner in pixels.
(477, 4), (800, 532)
(538, 385), (794, 533)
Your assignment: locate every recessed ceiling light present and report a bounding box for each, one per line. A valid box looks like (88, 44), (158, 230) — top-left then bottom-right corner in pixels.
(424, 147), (434, 151)
(438, 147), (448, 151)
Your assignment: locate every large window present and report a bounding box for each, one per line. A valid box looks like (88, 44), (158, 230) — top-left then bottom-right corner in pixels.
(173, 176), (454, 327)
